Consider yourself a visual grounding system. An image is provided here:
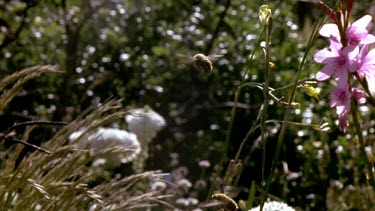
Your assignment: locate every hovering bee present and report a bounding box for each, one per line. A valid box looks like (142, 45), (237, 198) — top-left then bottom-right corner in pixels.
(177, 53), (222, 73)
(211, 193), (239, 211)
(199, 187), (241, 211)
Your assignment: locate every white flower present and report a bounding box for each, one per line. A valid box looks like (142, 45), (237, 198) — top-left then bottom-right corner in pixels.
(150, 180), (167, 191)
(249, 200), (295, 211)
(69, 128), (141, 168)
(125, 107), (166, 142)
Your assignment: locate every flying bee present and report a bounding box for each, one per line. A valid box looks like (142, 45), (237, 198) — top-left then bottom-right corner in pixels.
(211, 193), (239, 211)
(177, 53), (222, 73)
(199, 187), (241, 211)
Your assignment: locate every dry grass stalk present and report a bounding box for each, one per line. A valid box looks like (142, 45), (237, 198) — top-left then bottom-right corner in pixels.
(0, 98), (172, 210)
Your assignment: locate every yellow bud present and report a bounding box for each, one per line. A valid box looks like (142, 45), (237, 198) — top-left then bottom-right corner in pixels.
(237, 200), (247, 211)
(303, 84), (320, 97)
(259, 5), (272, 25)
(290, 102), (300, 109)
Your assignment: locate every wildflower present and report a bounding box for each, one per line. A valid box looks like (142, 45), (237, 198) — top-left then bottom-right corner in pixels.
(172, 166), (189, 179)
(150, 180), (167, 191)
(314, 38), (358, 87)
(319, 15), (375, 46)
(69, 127), (141, 168)
(356, 44), (375, 93)
(330, 86), (352, 132)
(249, 200), (295, 211)
(338, 112), (349, 132)
(352, 88), (366, 104)
(194, 179), (207, 190)
(330, 85), (351, 115)
(315, 2), (375, 133)
(303, 84), (320, 99)
(198, 160), (211, 168)
(176, 178), (192, 192)
(126, 107), (166, 142)
(259, 5), (272, 26)
(176, 198), (190, 207)
(126, 107), (166, 172)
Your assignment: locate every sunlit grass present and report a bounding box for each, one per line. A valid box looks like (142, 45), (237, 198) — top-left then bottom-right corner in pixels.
(0, 84), (172, 210)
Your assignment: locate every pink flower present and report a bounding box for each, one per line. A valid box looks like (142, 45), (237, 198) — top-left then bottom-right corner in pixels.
(314, 38), (358, 87)
(314, 5), (375, 133)
(330, 85), (351, 114)
(356, 44), (375, 93)
(338, 112), (349, 132)
(319, 15), (375, 46)
(330, 85), (352, 132)
(352, 87), (366, 104)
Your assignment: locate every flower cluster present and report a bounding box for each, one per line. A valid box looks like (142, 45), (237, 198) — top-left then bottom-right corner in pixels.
(314, 1), (375, 132)
(249, 200), (295, 211)
(126, 107), (166, 142)
(68, 106), (166, 171)
(69, 127), (141, 169)
(126, 106), (166, 172)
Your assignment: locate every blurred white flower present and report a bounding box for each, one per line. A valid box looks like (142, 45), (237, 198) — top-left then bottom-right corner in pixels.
(150, 180), (167, 191)
(176, 178), (192, 193)
(69, 127), (141, 168)
(198, 160), (211, 168)
(125, 106), (166, 172)
(249, 200), (295, 211)
(125, 107), (166, 142)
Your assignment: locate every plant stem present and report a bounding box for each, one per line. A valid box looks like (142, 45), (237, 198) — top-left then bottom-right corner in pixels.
(262, 9), (327, 208)
(260, 20), (271, 210)
(351, 100), (375, 189)
(206, 21), (266, 201)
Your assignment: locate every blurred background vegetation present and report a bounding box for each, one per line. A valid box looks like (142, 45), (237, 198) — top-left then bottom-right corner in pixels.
(1, 0), (375, 210)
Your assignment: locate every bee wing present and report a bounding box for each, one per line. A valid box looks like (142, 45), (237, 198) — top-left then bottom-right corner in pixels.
(223, 186), (242, 198)
(199, 200), (228, 209)
(176, 54), (195, 63)
(207, 54), (223, 61)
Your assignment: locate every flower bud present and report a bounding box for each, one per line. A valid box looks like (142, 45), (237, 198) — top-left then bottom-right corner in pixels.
(303, 84), (320, 101)
(259, 5), (272, 26)
(290, 102), (300, 109)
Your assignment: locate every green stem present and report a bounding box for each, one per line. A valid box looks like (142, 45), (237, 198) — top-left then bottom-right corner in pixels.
(260, 21), (271, 210)
(351, 100), (375, 189)
(262, 8), (327, 207)
(207, 20), (266, 200)
(206, 85), (242, 200)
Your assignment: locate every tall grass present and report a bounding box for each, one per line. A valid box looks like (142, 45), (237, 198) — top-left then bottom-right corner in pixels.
(0, 66), (172, 210)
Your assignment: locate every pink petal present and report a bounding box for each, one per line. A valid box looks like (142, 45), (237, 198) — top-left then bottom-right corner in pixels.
(330, 85), (351, 111)
(363, 48), (375, 64)
(316, 64), (335, 81)
(338, 112), (349, 132)
(346, 46), (360, 72)
(319, 24), (340, 38)
(359, 64), (375, 74)
(342, 44), (358, 57)
(359, 44), (369, 59)
(329, 37), (342, 52)
(352, 15), (372, 29)
(360, 34), (375, 44)
(352, 88), (366, 104)
(335, 73), (348, 87)
(366, 74), (375, 94)
(313, 49), (335, 63)
(334, 70), (348, 88)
